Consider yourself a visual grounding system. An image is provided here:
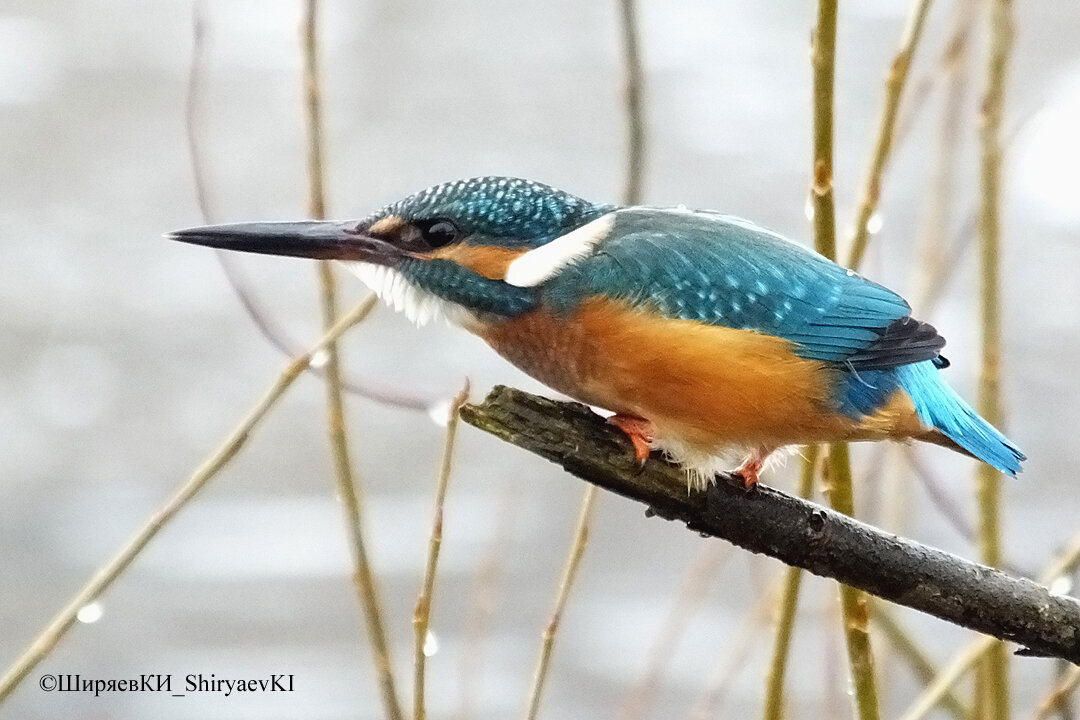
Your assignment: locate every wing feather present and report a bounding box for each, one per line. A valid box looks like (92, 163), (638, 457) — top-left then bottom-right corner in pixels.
(542, 207), (944, 371)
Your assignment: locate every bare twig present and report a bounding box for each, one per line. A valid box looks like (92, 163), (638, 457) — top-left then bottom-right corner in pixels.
(1031, 667), (1080, 720)
(414, 382), (471, 720)
(0, 296), (377, 705)
(762, 445), (819, 720)
(977, 0), (1013, 585)
(518, 5), (649, 715)
(975, 0), (1016, 716)
(459, 386), (1080, 664)
(452, 485), (518, 720)
(301, 0), (327, 222)
(182, 3), (432, 413)
(912, 0), (977, 310)
(322, 264), (406, 720)
(185, 3), (215, 221)
(824, 598), (845, 719)
(871, 603), (971, 720)
(901, 636), (997, 720)
(890, 526), (1080, 720)
(523, 486), (599, 720)
(617, 543), (731, 720)
(846, 0), (934, 270)
(1043, 534), (1080, 588)
(917, 97), (1044, 318)
(826, 444), (882, 720)
(301, 4), (405, 720)
(894, 0), (979, 149)
(903, 446), (976, 542)
(688, 579), (781, 720)
(810, 0), (838, 263)
(811, 2), (881, 716)
(617, 0), (646, 206)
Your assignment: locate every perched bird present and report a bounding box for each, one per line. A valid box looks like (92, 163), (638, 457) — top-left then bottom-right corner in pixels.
(169, 176), (1025, 489)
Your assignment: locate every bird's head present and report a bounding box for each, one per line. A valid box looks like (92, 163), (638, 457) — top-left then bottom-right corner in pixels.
(169, 176), (615, 324)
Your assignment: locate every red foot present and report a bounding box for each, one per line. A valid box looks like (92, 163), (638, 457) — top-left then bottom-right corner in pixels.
(607, 414), (655, 466)
(732, 446), (776, 490)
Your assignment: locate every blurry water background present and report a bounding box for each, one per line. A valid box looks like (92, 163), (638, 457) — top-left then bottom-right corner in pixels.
(2, 0), (1080, 718)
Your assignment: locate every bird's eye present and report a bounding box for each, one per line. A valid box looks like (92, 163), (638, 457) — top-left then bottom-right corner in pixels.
(419, 220), (460, 248)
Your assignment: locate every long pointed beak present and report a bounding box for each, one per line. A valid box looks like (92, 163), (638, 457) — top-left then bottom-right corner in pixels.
(166, 220), (402, 264)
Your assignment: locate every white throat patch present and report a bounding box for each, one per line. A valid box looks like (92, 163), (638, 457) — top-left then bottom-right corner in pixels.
(504, 212), (615, 287)
(345, 262), (470, 327)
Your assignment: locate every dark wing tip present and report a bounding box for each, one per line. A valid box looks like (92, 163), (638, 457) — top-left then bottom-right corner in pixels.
(844, 316), (946, 371)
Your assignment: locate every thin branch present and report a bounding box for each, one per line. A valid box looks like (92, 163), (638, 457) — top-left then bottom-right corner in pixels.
(823, 598), (845, 719)
(1051, 659), (1079, 720)
(301, 4), (405, 720)
(917, 94), (1045, 317)
(977, 0), (1013, 609)
(517, 4), (646, 716)
(811, 2), (882, 716)
(912, 0), (977, 310)
(905, 444), (1039, 578)
(871, 603), (971, 720)
(762, 445), (819, 720)
(899, 526), (1080, 720)
(975, 0), (1015, 716)
(452, 485), (517, 720)
(826, 444), (882, 720)
(1032, 667), (1080, 720)
(182, 3), (432, 413)
(846, 0), (934, 270)
(617, 0), (646, 205)
(901, 636), (997, 720)
(459, 386), (1080, 665)
(1043, 533), (1080, 588)
(894, 0), (979, 150)
(413, 382), (470, 720)
(301, 0), (327, 222)
(519, 5), (648, 716)
(523, 485), (599, 720)
(0, 296), (377, 705)
(903, 446), (976, 544)
(322, 266), (406, 720)
(185, 2), (214, 221)
(617, 543), (731, 720)
(810, 0), (838, 263)
(688, 578), (782, 720)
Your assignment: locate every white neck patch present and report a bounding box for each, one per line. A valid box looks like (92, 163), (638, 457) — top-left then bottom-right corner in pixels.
(345, 262), (472, 328)
(504, 212), (615, 287)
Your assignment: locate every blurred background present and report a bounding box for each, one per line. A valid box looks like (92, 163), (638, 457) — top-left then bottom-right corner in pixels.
(2, 0), (1079, 718)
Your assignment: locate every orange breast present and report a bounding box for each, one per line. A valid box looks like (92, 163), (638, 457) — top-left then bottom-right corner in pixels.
(476, 297), (880, 449)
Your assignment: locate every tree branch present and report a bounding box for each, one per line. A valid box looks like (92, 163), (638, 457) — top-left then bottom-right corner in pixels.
(459, 386), (1080, 665)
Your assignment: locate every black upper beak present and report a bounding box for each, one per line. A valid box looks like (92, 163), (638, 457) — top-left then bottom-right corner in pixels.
(166, 220), (402, 264)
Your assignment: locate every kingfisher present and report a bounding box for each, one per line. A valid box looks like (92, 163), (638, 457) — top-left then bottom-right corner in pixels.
(169, 176), (1025, 489)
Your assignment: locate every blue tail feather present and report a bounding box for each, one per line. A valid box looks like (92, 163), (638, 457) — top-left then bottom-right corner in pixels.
(896, 360), (1025, 476)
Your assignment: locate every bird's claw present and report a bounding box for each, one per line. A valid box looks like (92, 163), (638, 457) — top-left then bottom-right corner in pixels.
(607, 414), (655, 470)
(732, 447), (773, 491)
(730, 471), (759, 492)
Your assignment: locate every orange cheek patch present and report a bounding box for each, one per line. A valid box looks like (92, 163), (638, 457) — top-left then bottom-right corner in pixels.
(429, 245), (529, 280)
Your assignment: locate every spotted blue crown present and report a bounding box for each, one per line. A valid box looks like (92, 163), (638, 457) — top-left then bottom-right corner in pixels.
(370, 176), (614, 247)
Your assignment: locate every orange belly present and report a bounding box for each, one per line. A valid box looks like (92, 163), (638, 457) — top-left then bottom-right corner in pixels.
(476, 297), (920, 451)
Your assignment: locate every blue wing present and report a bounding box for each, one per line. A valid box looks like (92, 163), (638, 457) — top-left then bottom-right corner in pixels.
(543, 207), (944, 371)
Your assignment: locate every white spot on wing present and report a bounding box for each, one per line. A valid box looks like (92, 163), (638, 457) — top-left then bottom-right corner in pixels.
(504, 213), (615, 287)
